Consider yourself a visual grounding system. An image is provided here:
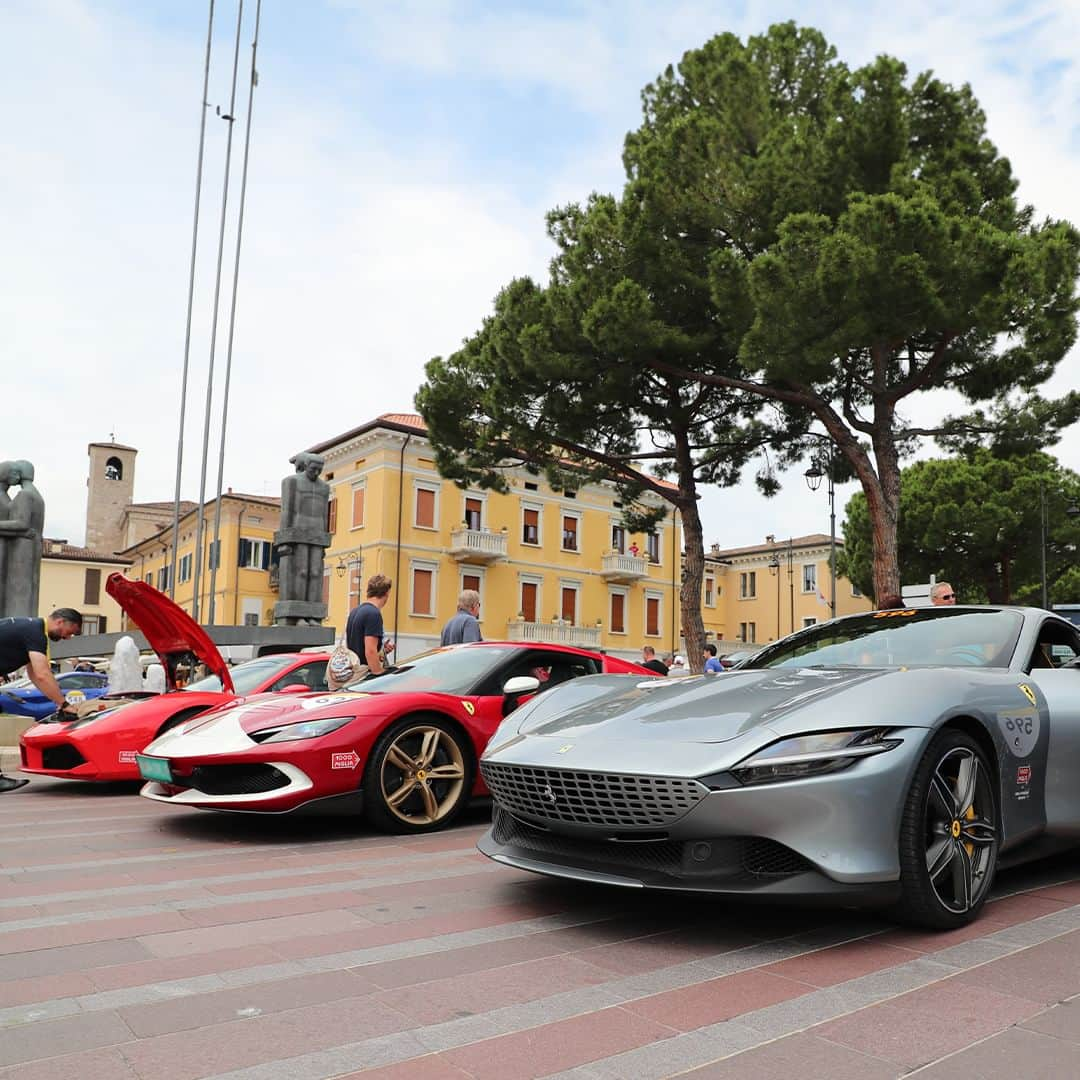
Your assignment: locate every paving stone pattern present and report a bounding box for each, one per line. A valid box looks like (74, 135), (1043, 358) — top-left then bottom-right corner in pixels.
(1, 764), (1079, 1079)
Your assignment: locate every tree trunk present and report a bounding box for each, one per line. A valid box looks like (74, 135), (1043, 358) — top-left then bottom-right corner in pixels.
(679, 497), (706, 674)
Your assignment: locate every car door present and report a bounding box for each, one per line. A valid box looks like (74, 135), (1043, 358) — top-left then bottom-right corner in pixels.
(1021, 617), (1080, 836)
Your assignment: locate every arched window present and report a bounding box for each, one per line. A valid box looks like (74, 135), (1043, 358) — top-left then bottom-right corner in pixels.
(105, 456), (123, 481)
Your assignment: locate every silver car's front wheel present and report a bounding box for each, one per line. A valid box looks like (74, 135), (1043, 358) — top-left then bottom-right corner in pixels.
(897, 731), (998, 929)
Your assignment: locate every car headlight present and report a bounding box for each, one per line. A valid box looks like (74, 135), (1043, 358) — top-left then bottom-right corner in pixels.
(730, 728), (901, 786)
(251, 716), (352, 744)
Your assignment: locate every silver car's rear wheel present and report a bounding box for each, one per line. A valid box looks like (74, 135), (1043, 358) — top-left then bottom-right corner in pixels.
(897, 731), (998, 928)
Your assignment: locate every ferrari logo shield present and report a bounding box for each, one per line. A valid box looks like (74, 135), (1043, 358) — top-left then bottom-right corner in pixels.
(462, 701), (475, 716)
(557, 744), (573, 754)
(1018, 683), (1037, 707)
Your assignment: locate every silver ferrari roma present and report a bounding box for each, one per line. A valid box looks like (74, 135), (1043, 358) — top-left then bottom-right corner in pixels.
(478, 606), (1080, 928)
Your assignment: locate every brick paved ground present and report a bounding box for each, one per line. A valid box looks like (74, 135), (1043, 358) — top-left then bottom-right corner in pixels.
(1, 753), (1079, 1078)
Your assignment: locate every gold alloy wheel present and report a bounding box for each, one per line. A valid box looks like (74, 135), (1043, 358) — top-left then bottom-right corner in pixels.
(379, 723), (467, 825)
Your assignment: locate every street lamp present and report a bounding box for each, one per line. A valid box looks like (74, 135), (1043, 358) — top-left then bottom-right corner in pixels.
(803, 441), (837, 619)
(1039, 481), (1080, 609)
(768, 550), (781, 640)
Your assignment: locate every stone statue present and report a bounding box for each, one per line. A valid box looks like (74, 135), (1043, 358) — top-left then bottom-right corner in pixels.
(0, 460), (45, 617)
(272, 451), (331, 625)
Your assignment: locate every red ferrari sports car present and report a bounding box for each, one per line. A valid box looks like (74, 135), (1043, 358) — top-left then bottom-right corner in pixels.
(19, 575), (331, 782)
(137, 642), (655, 831)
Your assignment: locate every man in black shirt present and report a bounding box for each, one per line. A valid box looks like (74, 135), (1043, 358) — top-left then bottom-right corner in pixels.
(640, 645), (668, 675)
(0, 608), (82, 792)
(345, 575), (394, 675)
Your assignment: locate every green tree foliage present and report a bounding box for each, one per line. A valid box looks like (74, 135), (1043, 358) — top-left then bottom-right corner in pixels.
(837, 452), (1080, 605)
(419, 21), (1080, 649)
(626, 24), (1080, 606)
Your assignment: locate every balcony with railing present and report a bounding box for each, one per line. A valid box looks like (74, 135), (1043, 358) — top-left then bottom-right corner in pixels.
(599, 552), (648, 583)
(505, 619), (601, 648)
(448, 526), (508, 564)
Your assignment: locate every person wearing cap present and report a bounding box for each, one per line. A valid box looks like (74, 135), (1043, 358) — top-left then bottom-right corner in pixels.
(0, 608), (83, 792)
(668, 654), (689, 676)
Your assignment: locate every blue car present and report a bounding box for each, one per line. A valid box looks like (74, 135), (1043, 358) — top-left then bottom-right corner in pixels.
(0, 670), (110, 720)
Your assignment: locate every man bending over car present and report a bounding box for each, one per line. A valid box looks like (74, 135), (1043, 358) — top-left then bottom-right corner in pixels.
(0, 608), (82, 792)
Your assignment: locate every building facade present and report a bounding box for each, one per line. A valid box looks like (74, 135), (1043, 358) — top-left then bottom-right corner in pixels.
(119, 492), (281, 628)
(312, 414), (684, 661)
(705, 534), (873, 647)
(37, 540), (132, 634)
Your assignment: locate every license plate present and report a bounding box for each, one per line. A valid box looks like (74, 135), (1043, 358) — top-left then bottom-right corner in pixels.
(136, 754), (173, 784)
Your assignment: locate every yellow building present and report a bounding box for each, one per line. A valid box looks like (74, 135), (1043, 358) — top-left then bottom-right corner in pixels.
(311, 414), (684, 662)
(118, 491), (281, 627)
(704, 534), (873, 648)
(37, 539), (132, 635)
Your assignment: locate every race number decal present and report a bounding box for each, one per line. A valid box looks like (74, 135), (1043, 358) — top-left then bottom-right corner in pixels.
(997, 707), (1039, 758)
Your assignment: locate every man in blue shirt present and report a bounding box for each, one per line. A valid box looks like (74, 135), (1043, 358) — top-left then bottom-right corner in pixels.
(703, 643), (723, 673)
(441, 590), (482, 646)
(0, 609), (83, 791)
(345, 575), (394, 675)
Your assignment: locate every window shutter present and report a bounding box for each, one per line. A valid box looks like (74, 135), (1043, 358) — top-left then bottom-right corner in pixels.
(611, 593), (625, 633)
(413, 568), (433, 614)
(523, 509), (539, 544)
(463, 573), (481, 594)
(646, 597), (660, 636)
(238, 539), (251, 567)
(327, 498), (337, 533)
(84, 568), (101, 605)
(261, 543), (271, 570)
(415, 488), (435, 528)
(561, 588), (576, 623)
(352, 487), (365, 527)
(521, 582), (537, 623)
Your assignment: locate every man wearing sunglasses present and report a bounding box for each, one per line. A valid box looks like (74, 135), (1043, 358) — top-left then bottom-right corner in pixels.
(931, 582), (957, 606)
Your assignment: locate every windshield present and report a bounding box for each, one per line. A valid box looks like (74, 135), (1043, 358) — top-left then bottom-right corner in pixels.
(744, 609), (1025, 670)
(185, 656), (298, 695)
(352, 645), (518, 695)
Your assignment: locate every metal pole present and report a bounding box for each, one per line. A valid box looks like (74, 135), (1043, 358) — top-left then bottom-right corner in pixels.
(788, 538), (795, 635)
(191, 0), (245, 623)
(1041, 480), (1048, 609)
(169, 0), (215, 600)
(208, 0), (262, 623)
(828, 447), (837, 619)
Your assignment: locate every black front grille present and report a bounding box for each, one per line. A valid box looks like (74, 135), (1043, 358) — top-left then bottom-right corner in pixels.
(741, 837), (814, 878)
(481, 761), (707, 828)
(492, 807), (684, 872)
(185, 764), (289, 795)
(42, 745), (87, 770)
(491, 807), (814, 882)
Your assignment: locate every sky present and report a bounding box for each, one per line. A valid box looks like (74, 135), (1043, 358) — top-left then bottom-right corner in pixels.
(4, 0), (1080, 552)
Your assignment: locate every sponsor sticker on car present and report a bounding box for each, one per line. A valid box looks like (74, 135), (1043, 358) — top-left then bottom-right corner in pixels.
(118, 750), (138, 764)
(331, 750), (361, 770)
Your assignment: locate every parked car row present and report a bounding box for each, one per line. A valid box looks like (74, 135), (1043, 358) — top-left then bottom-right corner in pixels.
(15, 574), (1080, 929)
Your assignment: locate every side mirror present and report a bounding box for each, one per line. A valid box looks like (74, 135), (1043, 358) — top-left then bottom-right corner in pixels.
(503, 675), (540, 696)
(278, 683), (311, 694)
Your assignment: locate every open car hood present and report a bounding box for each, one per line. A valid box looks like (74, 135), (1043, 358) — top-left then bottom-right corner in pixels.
(105, 573), (233, 693)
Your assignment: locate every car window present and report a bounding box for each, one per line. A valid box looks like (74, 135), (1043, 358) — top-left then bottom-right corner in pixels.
(185, 656), (299, 695)
(267, 660), (328, 693)
(66, 673), (106, 689)
(745, 609), (1024, 670)
(488, 650), (601, 694)
(356, 645), (519, 695)
(1028, 619), (1080, 670)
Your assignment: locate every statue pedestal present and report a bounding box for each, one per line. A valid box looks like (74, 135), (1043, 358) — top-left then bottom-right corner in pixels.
(273, 600), (328, 626)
